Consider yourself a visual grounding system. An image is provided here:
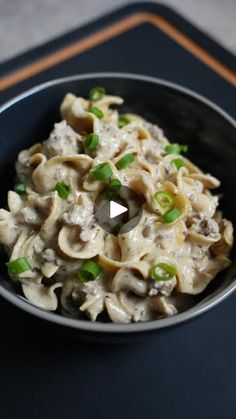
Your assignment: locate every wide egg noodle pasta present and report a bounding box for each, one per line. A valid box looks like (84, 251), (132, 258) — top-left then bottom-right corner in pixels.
(32, 154), (92, 193)
(22, 278), (62, 311)
(0, 91), (233, 323)
(58, 224), (104, 259)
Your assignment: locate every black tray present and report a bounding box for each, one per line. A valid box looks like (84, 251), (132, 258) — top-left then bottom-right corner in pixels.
(0, 3), (236, 419)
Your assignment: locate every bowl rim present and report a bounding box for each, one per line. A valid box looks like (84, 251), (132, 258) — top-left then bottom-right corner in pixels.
(0, 71), (235, 334)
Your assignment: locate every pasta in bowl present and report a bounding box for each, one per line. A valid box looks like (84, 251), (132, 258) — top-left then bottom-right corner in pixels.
(0, 83), (233, 325)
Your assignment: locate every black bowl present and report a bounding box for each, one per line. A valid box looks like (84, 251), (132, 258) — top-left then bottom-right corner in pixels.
(0, 73), (235, 341)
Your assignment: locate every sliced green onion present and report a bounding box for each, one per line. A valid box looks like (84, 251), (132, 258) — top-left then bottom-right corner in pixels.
(77, 261), (102, 282)
(118, 115), (130, 128)
(150, 262), (176, 281)
(7, 257), (32, 276)
(14, 183), (27, 195)
(55, 182), (71, 199)
(91, 162), (112, 180)
(108, 179), (122, 191)
(89, 87), (105, 101)
(84, 133), (99, 152)
(165, 144), (188, 155)
(116, 153), (135, 170)
(103, 180), (121, 201)
(172, 158), (185, 170)
(113, 223), (122, 236)
(153, 191), (174, 209)
(162, 207), (181, 224)
(90, 106), (104, 119)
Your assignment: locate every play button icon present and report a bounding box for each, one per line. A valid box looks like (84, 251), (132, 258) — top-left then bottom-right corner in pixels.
(94, 185), (145, 235)
(109, 201), (128, 219)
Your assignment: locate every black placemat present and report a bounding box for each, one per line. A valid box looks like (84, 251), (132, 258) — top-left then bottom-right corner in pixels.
(0, 3), (236, 419)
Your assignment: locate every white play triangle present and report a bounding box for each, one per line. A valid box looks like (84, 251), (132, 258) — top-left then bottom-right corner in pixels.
(109, 200), (128, 219)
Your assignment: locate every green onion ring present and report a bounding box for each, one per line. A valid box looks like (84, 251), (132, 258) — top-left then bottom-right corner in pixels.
(172, 158), (185, 170)
(116, 153), (135, 170)
(108, 179), (122, 191)
(7, 257), (32, 276)
(14, 183), (27, 195)
(84, 133), (99, 152)
(150, 262), (176, 281)
(118, 115), (130, 128)
(91, 162), (112, 180)
(89, 106), (104, 119)
(162, 207), (181, 224)
(89, 87), (105, 101)
(164, 144), (188, 155)
(77, 261), (102, 282)
(55, 182), (71, 199)
(153, 191), (174, 209)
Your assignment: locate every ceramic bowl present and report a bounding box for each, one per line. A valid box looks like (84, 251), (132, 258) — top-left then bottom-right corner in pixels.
(0, 73), (235, 341)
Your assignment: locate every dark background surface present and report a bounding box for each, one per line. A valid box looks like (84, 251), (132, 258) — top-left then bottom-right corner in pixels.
(0, 3), (236, 419)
